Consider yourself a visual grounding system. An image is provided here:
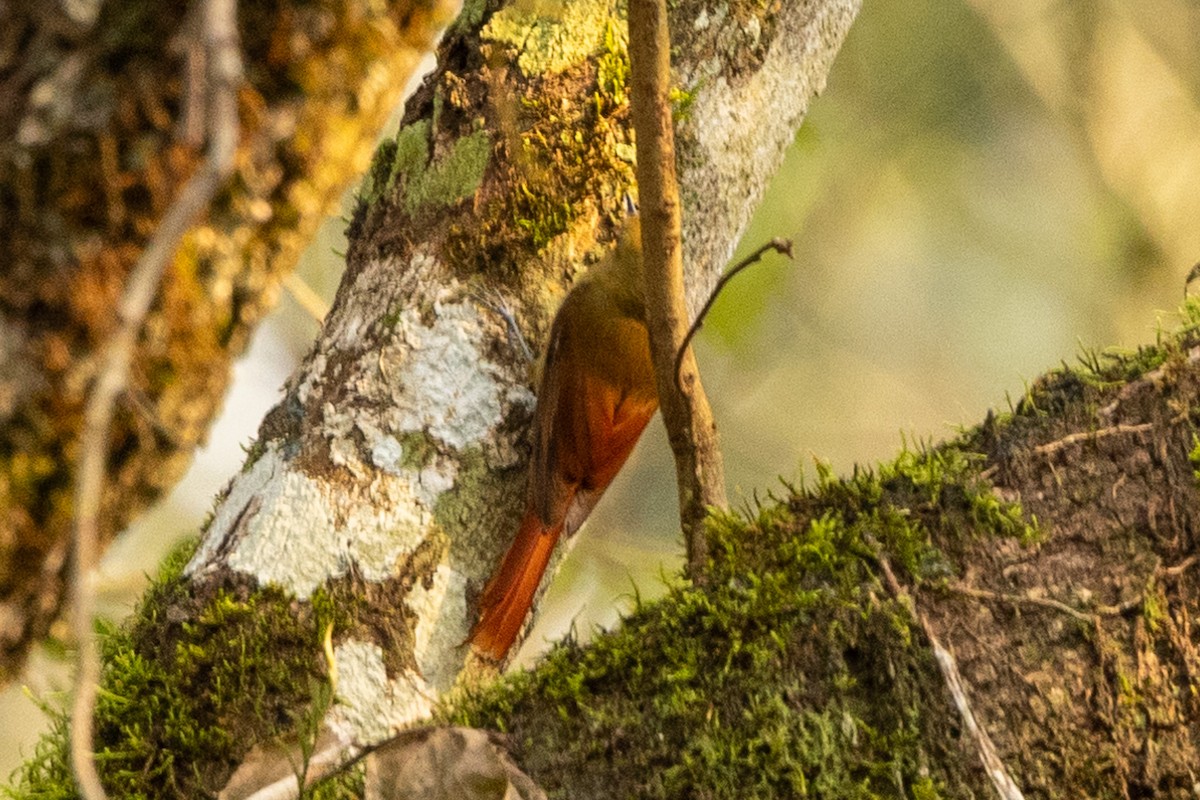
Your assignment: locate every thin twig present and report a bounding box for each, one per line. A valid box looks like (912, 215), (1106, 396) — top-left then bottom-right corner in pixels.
(672, 238), (793, 394)
(875, 554), (1025, 800)
(283, 272), (331, 323)
(950, 582), (1146, 625)
(1160, 554), (1199, 578)
(70, 1), (242, 797)
(1032, 422), (1153, 456)
(948, 584), (1096, 624)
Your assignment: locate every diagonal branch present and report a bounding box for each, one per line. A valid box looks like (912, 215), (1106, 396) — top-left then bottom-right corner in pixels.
(673, 237), (794, 393)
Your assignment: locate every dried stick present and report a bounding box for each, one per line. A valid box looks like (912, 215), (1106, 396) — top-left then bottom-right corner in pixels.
(875, 555), (1025, 800)
(672, 237), (793, 393)
(628, 0), (726, 582)
(948, 584), (1097, 624)
(1160, 554), (1199, 578)
(283, 272), (332, 323)
(69, 1), (242, 797)
(1032, 423), (1153, 456)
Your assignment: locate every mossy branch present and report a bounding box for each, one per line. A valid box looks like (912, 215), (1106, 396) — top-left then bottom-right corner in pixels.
(440, 305), (1200, 798)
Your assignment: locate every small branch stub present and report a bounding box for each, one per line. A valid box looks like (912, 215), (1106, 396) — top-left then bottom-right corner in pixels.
(673, 237), (793, 392)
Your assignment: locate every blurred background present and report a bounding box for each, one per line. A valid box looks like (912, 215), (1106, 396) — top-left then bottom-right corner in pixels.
(5, 0), (1200, 776)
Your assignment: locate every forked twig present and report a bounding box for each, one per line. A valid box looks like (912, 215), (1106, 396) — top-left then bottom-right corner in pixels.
(70, 1), (242, 797)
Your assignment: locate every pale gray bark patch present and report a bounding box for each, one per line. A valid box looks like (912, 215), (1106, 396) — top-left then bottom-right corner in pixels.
(329, 640), (438, 741)
(676, 0), (862, 313)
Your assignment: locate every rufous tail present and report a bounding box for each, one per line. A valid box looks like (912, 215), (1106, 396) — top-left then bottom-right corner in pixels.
(471, 509), (563, 660)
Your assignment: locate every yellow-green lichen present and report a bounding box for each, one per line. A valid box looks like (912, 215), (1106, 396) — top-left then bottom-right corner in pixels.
(669, 86), (696, 121)
(441, 55), (636, 278)
(482, 0), (622, 77)
(594, 18), (629, 109)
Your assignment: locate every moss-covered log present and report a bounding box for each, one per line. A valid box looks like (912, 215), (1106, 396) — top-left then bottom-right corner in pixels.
(442, 310), (1200, 798)
(11, 306), (1200, 798)
(0, 0), (456, 682)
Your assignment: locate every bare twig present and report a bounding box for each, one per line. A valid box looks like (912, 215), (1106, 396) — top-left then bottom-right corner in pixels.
(1186, 261), (1200, 293)
(874, 554), (1025, 800)
(948, 584), (1097, 624)
(1033, 422), (1153, 456)
(70, 1), (242, 797)
(950, 583), (1148, 639)
(628, 0), (726, 583)
(283, 272), (331, 324)
(950, 552), (1200, 624)
(672, 237), (793, 393)
(1160, 554), (1199, 578)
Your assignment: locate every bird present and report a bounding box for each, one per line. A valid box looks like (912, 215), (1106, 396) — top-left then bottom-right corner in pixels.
(471, 213), (658, 660)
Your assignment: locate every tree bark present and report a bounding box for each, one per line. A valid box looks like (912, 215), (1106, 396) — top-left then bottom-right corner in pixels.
(8, 0), (860, 795)
(0, 0), (455, 684)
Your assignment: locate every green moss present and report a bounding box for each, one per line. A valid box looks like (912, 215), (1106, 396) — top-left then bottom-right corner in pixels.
(393, 431), (439, 471)
(443, 444), (1030, 798)
(359, 138), (399, 206)
(6, 544), (335, 799)
(354, 0), (635, 281)
(595, 20), (629, 109)
(442, 57), (635, 278)
(1065, 294), (1200, 392)
(669, 86), (696, 121)
(407, 129), (492, 213)
(433, 446), (519, 540)
(310, 766), (366, 799)
(454, 0), (489, 34)
(389, 119), (433, 192)
(367, 120), (493, 214)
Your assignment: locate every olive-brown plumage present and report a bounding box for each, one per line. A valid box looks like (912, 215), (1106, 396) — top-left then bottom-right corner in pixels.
(471, 220), (657, 660)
